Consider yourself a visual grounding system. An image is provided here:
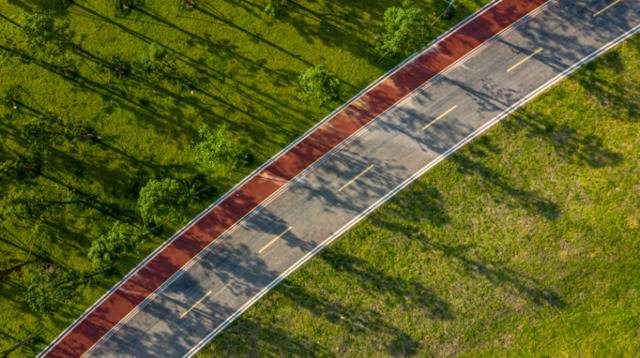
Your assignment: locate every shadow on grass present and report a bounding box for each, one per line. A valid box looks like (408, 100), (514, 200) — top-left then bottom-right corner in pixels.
(504, 108), (623, 168)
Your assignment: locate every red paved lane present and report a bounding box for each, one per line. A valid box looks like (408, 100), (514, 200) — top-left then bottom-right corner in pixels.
(43, 0), (548, 356)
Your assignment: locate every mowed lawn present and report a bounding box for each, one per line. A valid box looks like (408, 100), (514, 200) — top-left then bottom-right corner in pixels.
(199, 37), (640, 356)
(0, 0), (488, 356)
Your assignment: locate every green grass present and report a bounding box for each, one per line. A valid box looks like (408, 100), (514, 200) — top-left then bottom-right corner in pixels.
(1, 1), (638, 357)
(0, 0), (487, 356)
(198, 35), (640, 356)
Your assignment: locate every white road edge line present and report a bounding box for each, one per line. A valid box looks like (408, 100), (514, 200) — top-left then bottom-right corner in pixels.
(38, 3), (503, 355)
(184, 24), (640, 358)
(76, 2), (560, 355)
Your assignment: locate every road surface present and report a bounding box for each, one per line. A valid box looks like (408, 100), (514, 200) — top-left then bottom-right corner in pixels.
(41, 0), (640, 356)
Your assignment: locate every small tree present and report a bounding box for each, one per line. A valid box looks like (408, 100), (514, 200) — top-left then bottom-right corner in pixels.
(137, 178), (187, 225)
(377, 5), (430, 59)
(297, 65), (340, 104)
(88, 222), (139, 269)
(192, 125), (246, 170)
(25, 266), (75, 313)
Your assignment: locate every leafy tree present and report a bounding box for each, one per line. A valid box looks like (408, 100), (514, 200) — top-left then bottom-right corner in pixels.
(192, 125), (246, 170)
(25, 266), (75, 313)
(88, 222), (139, 269)
(137, 178), (188, 225)
(297, 65), (340, 104)
(377, 5), (430, 58)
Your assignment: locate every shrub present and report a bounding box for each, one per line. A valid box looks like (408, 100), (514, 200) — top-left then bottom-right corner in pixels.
(377, 6), (430, 59)
(297, 65), (340, 104)
(137, 178), (188, 225)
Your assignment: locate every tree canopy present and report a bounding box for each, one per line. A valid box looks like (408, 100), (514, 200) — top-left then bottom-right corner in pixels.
(87, 222), (139, 269)
(297, 65), (340, 104)
(377, 5), (430, 59)
(137, 178), (188, 225)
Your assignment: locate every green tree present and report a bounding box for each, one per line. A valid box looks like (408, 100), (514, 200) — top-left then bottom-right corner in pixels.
(192, 125), (244, 170)
(137, 178), (188, 225)
(377, 5), (430, 58)
(87, 222), (140, 269)
(297, 65), (340, 104)
(25, 266), (75, 313)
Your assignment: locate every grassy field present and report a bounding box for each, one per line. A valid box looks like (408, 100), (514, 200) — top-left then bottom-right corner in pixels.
(0, 0), (638, 357)
(198, 32), (640, 357)
(0, 0), (488, 356)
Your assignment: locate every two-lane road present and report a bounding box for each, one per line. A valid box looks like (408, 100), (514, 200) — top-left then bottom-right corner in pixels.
(42, 0), (640, 356)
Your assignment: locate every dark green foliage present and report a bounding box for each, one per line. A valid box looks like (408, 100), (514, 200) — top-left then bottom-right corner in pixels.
(25, 266), (75, 314)
(21, 13), (72, 55)
(87, 222), (140, 269)
(192, 125), (247, 170)
(0, 154), (43, 181)
(109, 56), (132, 79)
(1, 86), (22, 110)
(264, 0), (287, 17)
(297, 65), (340, 104)
(137, 178), (188, 225)
(1, 189), (50, 221)
(377, 5), (430, 58)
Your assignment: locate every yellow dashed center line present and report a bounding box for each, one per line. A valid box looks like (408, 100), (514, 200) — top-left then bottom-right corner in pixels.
(593, 0), (622, 17)
(507, 47), (544, 73)
(423, 105), (458, 130)
(180, 290), (212, 319)
(259, 226), (292, 254)
(338, 165), (374, 192)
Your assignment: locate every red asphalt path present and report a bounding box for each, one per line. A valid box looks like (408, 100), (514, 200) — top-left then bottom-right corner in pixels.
(43, 0), (548, 356)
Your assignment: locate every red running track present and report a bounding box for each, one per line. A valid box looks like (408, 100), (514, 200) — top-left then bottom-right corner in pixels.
(43, 0), (548, 356)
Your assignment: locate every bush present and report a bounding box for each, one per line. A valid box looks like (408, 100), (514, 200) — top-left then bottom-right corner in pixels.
(137, 178), (188, 225)
(192, 125), (247, 170)
(377, 6), (430, 59)
(297, 65), (340, 104)
(25, 267), (75, 313)
(88, 222), (139, 268)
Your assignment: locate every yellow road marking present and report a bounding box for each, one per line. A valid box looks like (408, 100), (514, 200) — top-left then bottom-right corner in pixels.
(423, 105), (457, 130)
(180, 290), (212, 319)
(338, 165), (374, 192)
(593, 0), (622, 17)
(259, 226), (292, 254)
(506, 47), (544, 73)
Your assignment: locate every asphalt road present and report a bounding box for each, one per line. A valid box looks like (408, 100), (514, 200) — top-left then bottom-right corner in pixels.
(55, 0), (640, 356)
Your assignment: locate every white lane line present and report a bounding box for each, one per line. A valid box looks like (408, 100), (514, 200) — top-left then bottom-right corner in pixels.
(259, 227), (292, 254)
(507, 47), (544, 73)
(593, 0), (622, 17)
(184, 24), (640, 357)
(338, 165), (374, 192)
(423, 105), (458, 130)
